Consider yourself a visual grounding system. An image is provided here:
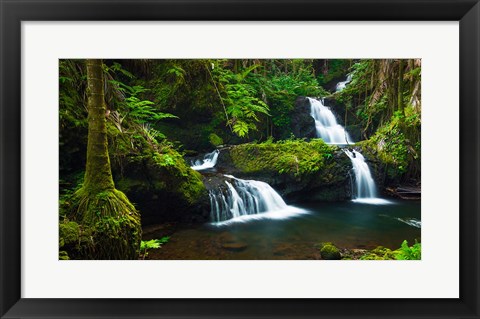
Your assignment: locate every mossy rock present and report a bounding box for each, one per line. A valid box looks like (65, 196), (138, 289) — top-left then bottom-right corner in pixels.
(290, 97), (316, 139)
(111, 134), (208, 225)
(319, 242), (342, 260)
(360, 246), (397, 260)
(355, 114), (421, 185)
(209, 133), (223, 147)
(58, 220), (94, 260)
(59, 221), (80, 247)
(228, 139), (335, 177)
(223, 140), (351, 201)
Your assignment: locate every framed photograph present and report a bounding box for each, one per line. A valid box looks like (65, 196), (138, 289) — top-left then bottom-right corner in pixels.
(1, 0), (479, 318)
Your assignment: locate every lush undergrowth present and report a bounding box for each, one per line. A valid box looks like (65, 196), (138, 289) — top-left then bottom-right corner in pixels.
(356, 109), (421, 183)
(359, 240), (422, 260)
(334, 59), (421, 182)
(320, 240), (422, 260)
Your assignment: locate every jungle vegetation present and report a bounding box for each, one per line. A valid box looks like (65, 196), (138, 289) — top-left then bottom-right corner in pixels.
(59, 59), (421, 260)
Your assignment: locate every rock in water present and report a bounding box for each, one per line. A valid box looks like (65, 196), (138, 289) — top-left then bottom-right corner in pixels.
(319, 242), (342, 260)
(222, 242), (248, 252)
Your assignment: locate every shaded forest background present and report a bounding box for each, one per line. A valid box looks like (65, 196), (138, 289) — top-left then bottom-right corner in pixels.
(60, 59), (420, 183)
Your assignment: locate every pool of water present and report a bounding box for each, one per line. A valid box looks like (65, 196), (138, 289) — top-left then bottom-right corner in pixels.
(147, 199), (421, 260)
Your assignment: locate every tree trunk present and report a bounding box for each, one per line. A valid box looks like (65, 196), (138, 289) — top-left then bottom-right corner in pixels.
(67, 59), (142, 260)
(397, 59), (405, 116)
(84, 59), (115, 194)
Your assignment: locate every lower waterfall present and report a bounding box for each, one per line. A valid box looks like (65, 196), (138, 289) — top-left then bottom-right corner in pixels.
(344, 149), (391, 204)
(209, 175), (307, 225)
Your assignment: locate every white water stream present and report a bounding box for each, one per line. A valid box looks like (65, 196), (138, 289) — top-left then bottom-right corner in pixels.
(209, 175), (307, 224)
(344, 149), (390, 204)
(308, 97), (353, 144)
(336, 73), (353, 91)
(308, 92), (390, 204)
(191, 150), (220, 171)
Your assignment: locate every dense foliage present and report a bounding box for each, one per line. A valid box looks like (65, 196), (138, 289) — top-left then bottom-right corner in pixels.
(335, 59), (421, 181)
(59, 58), (421, 260)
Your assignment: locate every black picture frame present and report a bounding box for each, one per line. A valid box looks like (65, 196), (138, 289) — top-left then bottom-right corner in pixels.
(1, 0), (479, 318)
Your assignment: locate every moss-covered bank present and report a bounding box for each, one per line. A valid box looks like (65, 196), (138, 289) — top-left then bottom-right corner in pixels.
(217, 139), (352, 202)
(355, 111), (421, 188)
(109, 126), (208, 225)
(314, 240), (422, 260)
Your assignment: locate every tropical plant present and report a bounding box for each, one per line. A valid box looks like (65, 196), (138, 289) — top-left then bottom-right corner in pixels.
(211, 61), (269, 138)
(140, 237), (170, 259)
(359, 240), (421, 260)
(395, 240), (421, 260)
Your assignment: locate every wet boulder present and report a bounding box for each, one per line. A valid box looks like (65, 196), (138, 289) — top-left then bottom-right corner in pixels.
(290, 96), (316, 139)
(111, 136), (209, 226)
(218, 140), (352, 202)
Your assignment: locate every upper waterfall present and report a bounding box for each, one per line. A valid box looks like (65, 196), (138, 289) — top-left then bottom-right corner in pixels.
(191, 150), (220, 171)
(308, 97), (353, 145)
(336, 73), (353, 91)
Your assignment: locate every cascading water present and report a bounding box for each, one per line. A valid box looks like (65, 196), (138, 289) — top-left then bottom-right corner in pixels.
(344, 149), (390, 204)
(344, 149), (376, 198)
(336, 73), (353, 92)
(209, 175), (307, 225)
(191, 150), (220, 171)
(308, 97), (353, 144)
(308, 79), (390, 205)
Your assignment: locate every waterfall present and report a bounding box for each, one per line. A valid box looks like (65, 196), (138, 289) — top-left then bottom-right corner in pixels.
(209, 175), (307, 225)
(336, 73), (353, 92)
(344, 149), (390, 204)
(308, 90), (390, 204)
(191, 150), (220, 171)
(308, 97), (353, 144)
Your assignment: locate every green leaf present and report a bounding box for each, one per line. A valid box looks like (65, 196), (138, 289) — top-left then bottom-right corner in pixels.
(232, 121), (250, 137)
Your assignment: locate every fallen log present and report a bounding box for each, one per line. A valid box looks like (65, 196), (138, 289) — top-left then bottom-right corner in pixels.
(386, 187), (421, 200)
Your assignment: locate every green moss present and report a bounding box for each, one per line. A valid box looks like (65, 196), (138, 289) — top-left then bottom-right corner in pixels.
(58, 219), (95, 260)
(229, 139), (336, 178)
(111, 132), (207, 222)
(59, 221), (80, 247)
(154, 145), (207, 205)
(319, 242), (341, 260)
(209, 133), (223, 147)
(358, 241), (421, 260)
(69, 188), (142, 260)
(360, 246), (397, 260)
(357, 111), (420, 181)
(59, 251), (70, 260)
(83, 60), (116, 194)
(178, 172), (206, 205)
